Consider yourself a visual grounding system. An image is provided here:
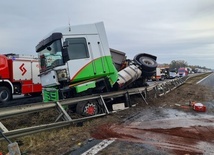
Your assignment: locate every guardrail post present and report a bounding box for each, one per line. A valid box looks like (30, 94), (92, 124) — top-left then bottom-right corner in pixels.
(153, 86), (158, 98)
(162, 84), (166, 95)
(144, 88), (148, 100)
(175, 79), (179, 86)
(157, 84), (164, 96)
(0, 122), (9, 133)
(138, 89), (148, 105)
(177, 78), (181, 85)
(164, 82), (170, 94)
(179, 78), (183, 84)
(172, 80), (175, 88)
(125, 92), (132, 107)
(99, 95), (109, 114)
(55, 102), (72, 122)
(167, 82), (171, 91)
(170, 80), (174, 88)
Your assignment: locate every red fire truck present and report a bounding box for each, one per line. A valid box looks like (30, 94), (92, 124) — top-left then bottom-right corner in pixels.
(0, 53), (42, 103)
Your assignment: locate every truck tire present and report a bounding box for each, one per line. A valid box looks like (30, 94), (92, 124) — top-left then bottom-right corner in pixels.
(134, 54), (157, 72)
(0, 86), (12, 103)
(76, 100), (99, 116)
(138, 56), (157, 71)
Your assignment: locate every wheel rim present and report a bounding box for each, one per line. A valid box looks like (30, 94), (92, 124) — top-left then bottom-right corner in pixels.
(84, 103), (97, 115)
(141, 58), (154, 66)
(0, 90), (9, 101)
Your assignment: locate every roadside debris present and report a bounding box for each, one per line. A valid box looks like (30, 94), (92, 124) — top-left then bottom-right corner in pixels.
(189, 101), (206, 112)
(175, 101), (207, 112)
(175, 103), (181, 107)
(174, 103), (190, 110)
(0, 131), (21, 155)
(112, 103), (126, 111)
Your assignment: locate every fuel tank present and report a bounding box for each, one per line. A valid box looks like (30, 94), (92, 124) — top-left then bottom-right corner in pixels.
(117, 64), (142, 88)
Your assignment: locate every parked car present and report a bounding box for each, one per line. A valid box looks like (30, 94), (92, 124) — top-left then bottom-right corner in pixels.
(169, 71), (178, 79)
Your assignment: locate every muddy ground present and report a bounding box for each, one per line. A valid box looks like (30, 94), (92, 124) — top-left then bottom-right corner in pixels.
(0, 74), (214, 155)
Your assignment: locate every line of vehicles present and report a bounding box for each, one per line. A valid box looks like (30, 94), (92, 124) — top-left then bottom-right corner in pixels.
(151, 66), (189, 81)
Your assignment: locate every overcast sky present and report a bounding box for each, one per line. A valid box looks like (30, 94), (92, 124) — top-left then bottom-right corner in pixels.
(0, 0), (214, 68)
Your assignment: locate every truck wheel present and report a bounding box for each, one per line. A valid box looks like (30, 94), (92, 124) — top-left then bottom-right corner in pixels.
(0, 86), (12, 103)
(138, 56), (157, 72)
(76, 100), (99, 116)
(134, 54), (157, 72)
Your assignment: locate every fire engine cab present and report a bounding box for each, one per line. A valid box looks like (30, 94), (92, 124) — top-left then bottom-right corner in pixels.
(0, 53), (42, 103)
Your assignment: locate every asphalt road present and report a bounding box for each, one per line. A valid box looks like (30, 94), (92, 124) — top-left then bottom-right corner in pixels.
(69, 73), (214, 155)
(0, 95), (42, 108)
(197, 72), (214, 87)
(71, 108), (214, 155)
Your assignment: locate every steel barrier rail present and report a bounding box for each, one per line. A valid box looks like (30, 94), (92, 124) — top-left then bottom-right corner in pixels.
(0, 77), (189, 120)
(0, 77), (188, 141)
(0, 86), (151, 119)
(0, 78), (187, 120)
(0, 102), (56, 119)
(0, 113), (106, 141)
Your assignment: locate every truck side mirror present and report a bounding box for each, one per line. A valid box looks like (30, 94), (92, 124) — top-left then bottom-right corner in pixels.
(63, 41), (69, 48)
(62, 41), (69, 63)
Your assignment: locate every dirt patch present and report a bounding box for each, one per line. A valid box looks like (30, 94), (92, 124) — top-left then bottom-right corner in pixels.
(91, 124), (214, 155)
(0, 74), (214, 155)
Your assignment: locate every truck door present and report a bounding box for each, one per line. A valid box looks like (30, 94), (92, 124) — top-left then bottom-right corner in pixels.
(64, 35), (104, 83)
(86, 35), (107, 75)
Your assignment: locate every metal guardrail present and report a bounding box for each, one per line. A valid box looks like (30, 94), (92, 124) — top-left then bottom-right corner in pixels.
(0, 76), (187, 140)
(0, 87), (149, 119)
(152, 76), (188, 97)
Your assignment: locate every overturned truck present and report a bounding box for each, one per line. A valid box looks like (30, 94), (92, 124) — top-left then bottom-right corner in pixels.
(36, 22), (157, 115)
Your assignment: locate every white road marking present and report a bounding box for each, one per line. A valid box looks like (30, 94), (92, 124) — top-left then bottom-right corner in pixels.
(196, 73), (213, 84)
(81, 139), (116, 155)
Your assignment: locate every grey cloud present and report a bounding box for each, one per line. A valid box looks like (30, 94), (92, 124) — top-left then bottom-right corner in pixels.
(0, 0), (214, 68)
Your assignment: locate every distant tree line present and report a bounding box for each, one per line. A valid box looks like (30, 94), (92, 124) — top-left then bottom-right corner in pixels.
(169, 60), (188, 70)
(166, 60), (211, 71)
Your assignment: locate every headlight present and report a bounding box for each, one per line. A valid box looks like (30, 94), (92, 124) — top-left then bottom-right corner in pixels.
(56, 69), (68, 81)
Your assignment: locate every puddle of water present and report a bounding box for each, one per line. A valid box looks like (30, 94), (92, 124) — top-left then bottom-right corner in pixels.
(128, 108), (214, 129)
(129, 116), (214, 129)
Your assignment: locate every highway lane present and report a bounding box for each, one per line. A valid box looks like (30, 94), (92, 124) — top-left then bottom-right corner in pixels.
(69, 74), (214, 155)
(197, 72), (214, 87)
(0, 95), (42, 108)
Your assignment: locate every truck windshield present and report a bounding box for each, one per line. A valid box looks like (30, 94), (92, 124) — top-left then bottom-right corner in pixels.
(38, 40), (63, 72)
